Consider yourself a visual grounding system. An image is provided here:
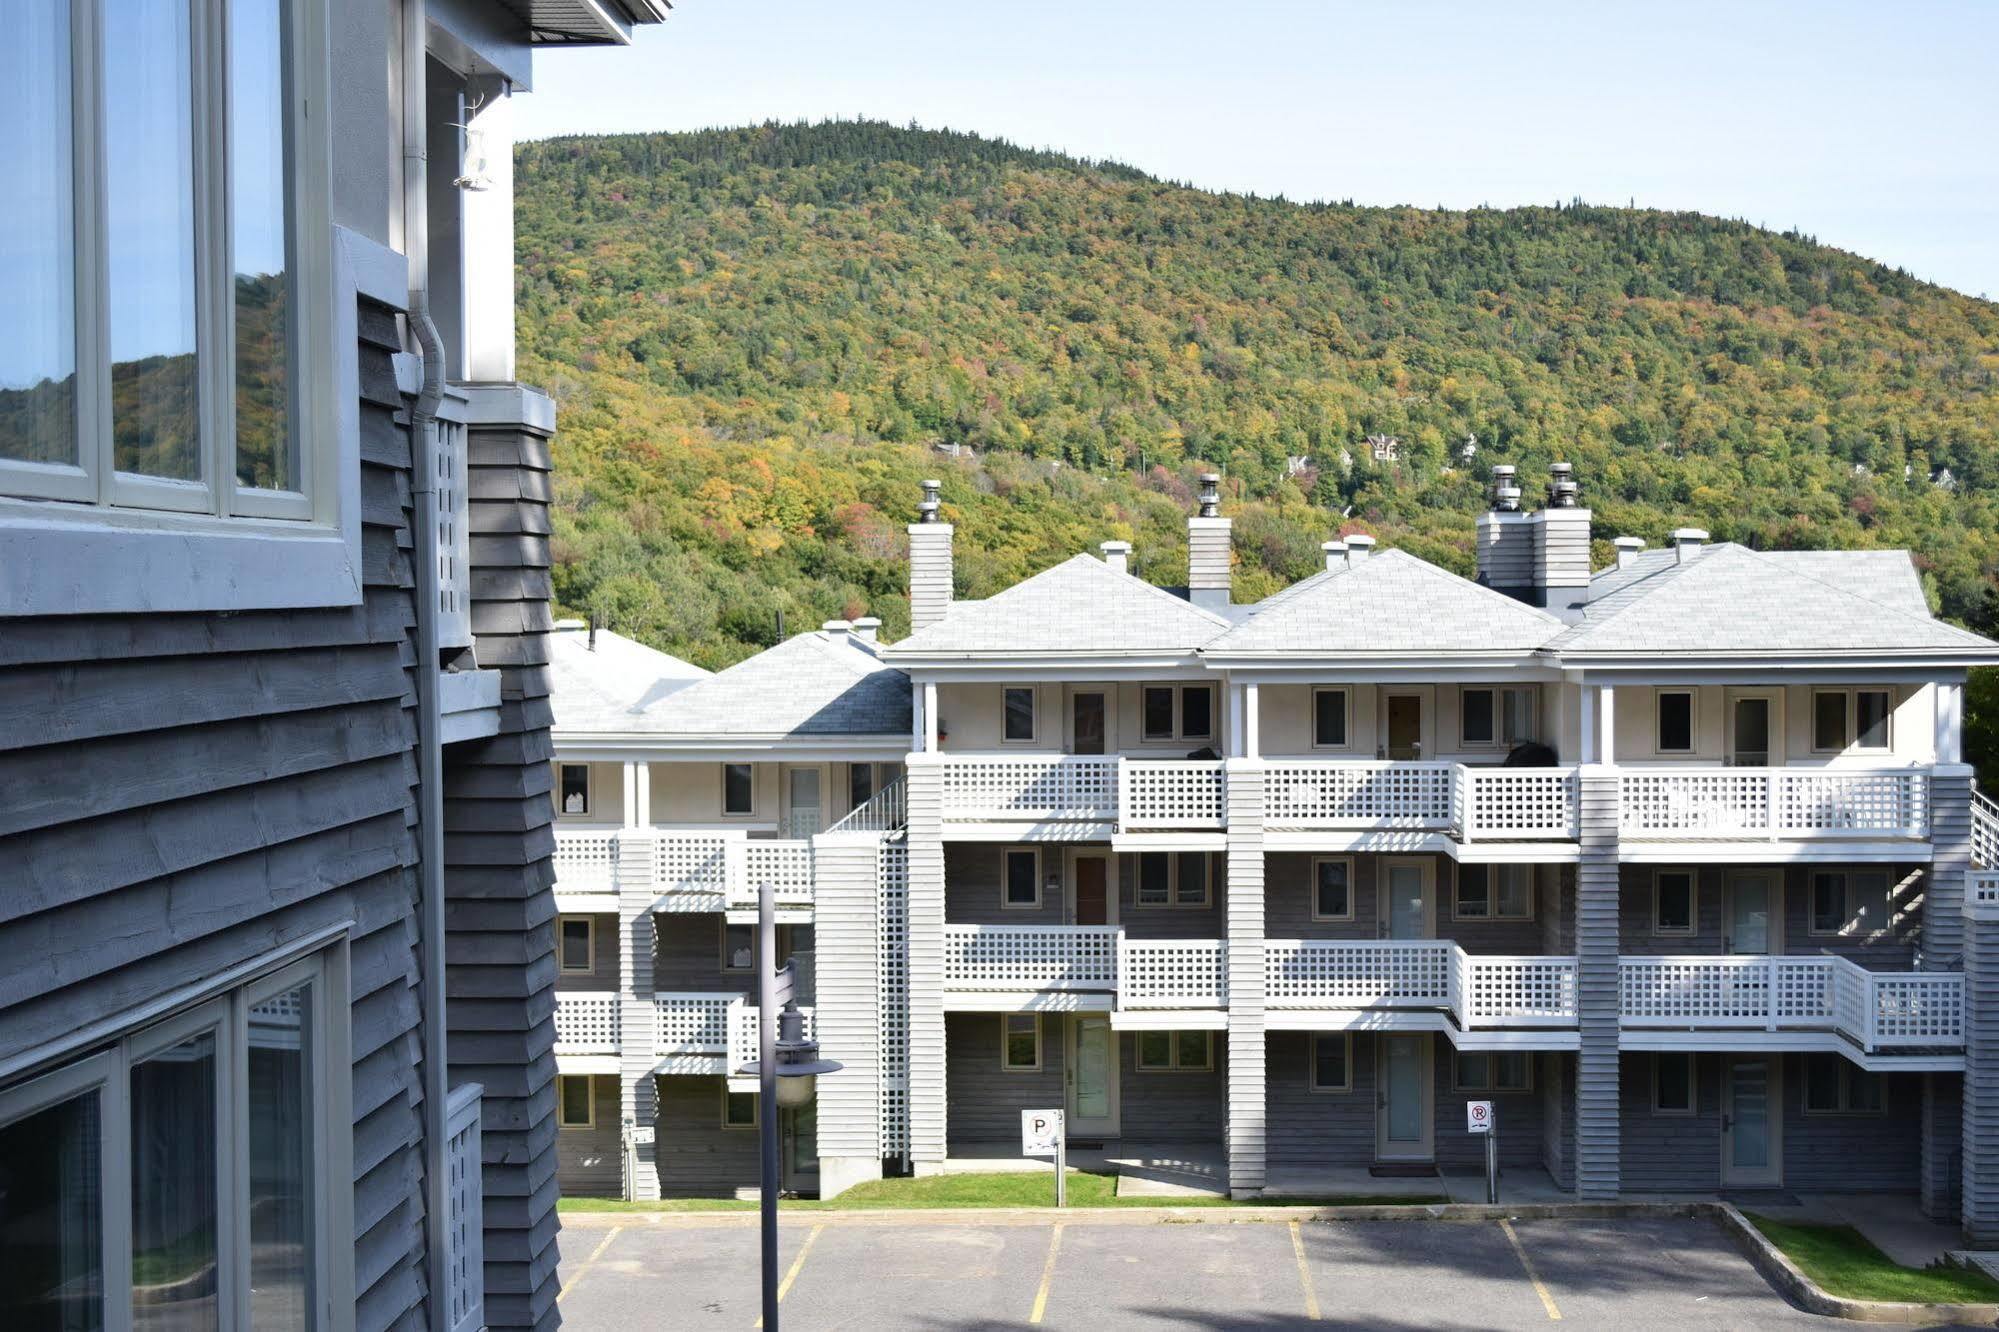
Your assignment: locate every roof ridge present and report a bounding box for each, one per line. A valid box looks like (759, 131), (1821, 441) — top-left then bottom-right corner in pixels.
(1369, 548), (1569, 625)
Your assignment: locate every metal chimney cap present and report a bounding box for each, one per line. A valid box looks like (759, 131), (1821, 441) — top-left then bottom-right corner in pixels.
(1196, 472), (1222, 518)
(1493, 484), (1523, 512)
(917, 499), (940, 523)
(1548, 461), (1574, 481)
(1548, 480), (1580, 508)
(1343, 534), (1377, 548)
(1612, 536), (1647, 551)
(1100, 540), (1133, 554)
(1491, 464), (1518, 480)
(822, 619), (852, 634)
(1671, 527), (1710, 543)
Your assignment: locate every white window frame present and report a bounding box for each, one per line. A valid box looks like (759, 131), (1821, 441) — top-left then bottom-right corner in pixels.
(1808, 869), (1893, 939)
(0, 0), (369, 618)
(1655, 689), (1697, 755)
(1801, 1053), (1886, 1117)
(558, 763), (591, 816)
(1310, 686), (1352, 751)
(1140, 683), (1217, 743)
(1651, 1053), (1696, 1116)
(1812, 688), (1894, 755)
(1453, 864), (1534, 922)
(1453, 1051), (1533, 1094)
(1310, 856), (1356, 922)
(1651, 869), (1697, 938)
(1134, 851), (1213, 910)
(1461, 686), (1537, 749)
(1136, 1029), (1214, 1073)
(1001, 686), (1038, 744)
(1000, 1013), (1042, 1072)
(1309, 1033), (1353, 1093)
(721, 763), (757, 818)
(557, 916), (595, 974)
(721, 1085), (759, 1130)
(556, 1074), (595, 1129)
(1001, 847), (1043, 911)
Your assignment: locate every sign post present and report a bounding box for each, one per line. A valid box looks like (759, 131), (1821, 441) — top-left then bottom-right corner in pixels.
(1466, 1100), (1497, 1204)
(1022, 1109), (1066, 1208)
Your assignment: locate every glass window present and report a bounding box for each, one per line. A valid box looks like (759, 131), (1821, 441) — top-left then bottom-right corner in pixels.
(1313, 688), (1348, 748)
(1137, 852), (1172, 906)
(723, 1090), (758, 1128)
(1654, 871), (1695, 935)
(1003, 1015), (1040, 1070)
(1003, 849), (1040, 908)
(1313, 859), (1351, 920)
(558, 1076), (593, 1128)
(1137, 1031), (1172, 1070)
(1501, 688), (1536, 744)
(1175, 852), (1209, 906)
(1811, 873), (1847, 935)
(723, 763), (754, 816)
(1814, 691), (1849, 751)
(1142, 687), (1174, 740)
(1462, 689), (1495, 746)
(131, 1029), (219, 1330)
(1, 0), (78, 471)
(1653, 1054), (1694, 1114)
(247, 986), (311, 1332)
(1175, 1031), (1212, 1071)
(1311, 1035), (1349, 1091)
(1457, 866), (1492, 918)
(559, 918), (593, 972)
(848, 762), (874, 810)
(559, 764), (590, 815)
(1003, 687), (1036, 742)
(0, 1088), (104, 1327)
(722, 922), (754, 971)
(1849, 1069), (1883, 1113)
(1855, 690), (1891, 750)
(1496, 865), (1533, 919)
(1657, 691), (1694, 753)
(1180, 686), (1213, 740)
(1805, 1054), (1843, 1112)
(230, 0), (295, 492)
(1456, 1053), (1530, 1093)
(1849, 873), (1891, 937)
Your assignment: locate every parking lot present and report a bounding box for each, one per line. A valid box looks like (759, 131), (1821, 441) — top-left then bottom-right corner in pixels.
(555, 1211), (1858, 1329)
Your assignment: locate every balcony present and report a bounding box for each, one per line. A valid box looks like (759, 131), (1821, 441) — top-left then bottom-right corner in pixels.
(1261, 761), (1579, 842)
(1617, 767), (1929, 842)
(551, 828), (815, 913)
(648, 992), (816, 1076)
(942, 924), (1119, 998)
(1118, 937), (1228, 1009)
(1619, 955), (1962, 1053)
(1119, 760), (1226, 829)
(939, 755), (1120, 825)
(1263, 939), (1579, 1030)
(553, 991), (622, 1056)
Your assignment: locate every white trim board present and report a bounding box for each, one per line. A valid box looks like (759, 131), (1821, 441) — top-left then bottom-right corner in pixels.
(1110, 1010), (1229, 1031)
(1617, 840), (1931, 865)
(940, 992), (1116, 1013)
(940, 822), (1118, 843)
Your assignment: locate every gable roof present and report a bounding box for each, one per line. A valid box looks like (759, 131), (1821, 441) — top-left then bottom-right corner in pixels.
(549, 624), (710, 735)
(618, 630), (911, 738)
(884, 553), (1233, 660)
(1209, 548), (1567, 658)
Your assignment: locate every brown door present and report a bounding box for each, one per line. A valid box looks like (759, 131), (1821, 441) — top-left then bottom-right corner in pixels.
(1386, 695), (1422, 759)
(1072, 692), (1107, 755)
(1073, 857), (1109, 925)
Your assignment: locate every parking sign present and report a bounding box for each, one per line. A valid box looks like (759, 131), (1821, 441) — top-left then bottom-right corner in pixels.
(1466, 1100), (1493, 1134)
(1021, 1109), (1064, 1156)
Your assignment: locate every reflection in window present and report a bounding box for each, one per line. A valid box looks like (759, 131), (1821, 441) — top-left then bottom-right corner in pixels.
(131, 1029), (218, 1332)
(0, 0), (77, 468)
(231, 0), (295, 491)
(0, 1089), (103, 1329)
(249, 988), (312, 1332)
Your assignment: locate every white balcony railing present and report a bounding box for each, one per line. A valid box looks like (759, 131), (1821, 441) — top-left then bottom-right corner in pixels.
(1618, 767), (1929, 840)
(1620, 955), (1961, 1051)
(1454, 766), (1579, 840)
(828, 776), (907, 833)
(942, 924), (1119, 991)
(1450, 950), (1580, 1027)
(1263, 938), (1579, 1028)
(939, 755), (1119, 823)
(553, 991), (622, 1054)
(738, 839), (814, 908)
(1118, 937), (1228, 1008)
(551, 828), (620, 891)
(552, 829), (817, 908)
(1264, 761), (1453, 828)
(1119, 759), (1226, 829)
(655, 991), (739, 1054)
(443, 1082), (485, 1332)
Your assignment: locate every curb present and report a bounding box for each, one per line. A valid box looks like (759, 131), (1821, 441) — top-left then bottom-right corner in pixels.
(1710, 1202), (1999, 1326)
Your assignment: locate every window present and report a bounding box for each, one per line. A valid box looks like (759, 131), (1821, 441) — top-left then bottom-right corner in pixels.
(1814, 689), (1893, 753)
(1812, 690), (1847, 750)
(1137, 1031), (1214, 1072)
(722, 763), (755, 816)
(1455, 865), (1534, 921)
(558, 917), (594, 973)
(1312, 688), (1350, 749)
(1311, 857), (1354, 921)
(1142, 685), (1215, 742)
(1003, 848), (1042, 910)
(1136, 852), (1213, 908)
(0, 950), (339, 1332)
(1181, 686), (1214, 741)
(1652, 870), (1696, 936)
(1804, 1054), (1884, 1115)
(1656, 690), (1695, 753)
(1809, 870), (1893, 938)
(722, 1088), (759, 1129)
(1002, 1014), (1041, 1071)
(1310, 1034), (1352, 1092)
(1143, 686), (1175, 740)
(1003, 687), (1037, 743)
(1462, 687), (1536, 747)
(849, 762), (874, 809)
(558, 1075), (594, 1128)
(1652, 1053), (1695, 1115)
(1176, 852), (1211, 906)
(558, 763), (591, 815)
(1138, 852), (1171, 906)
(722, 922), (755, 972)
(1454, 1052), (1532, 1093)
(1855, 690), (1892, 751)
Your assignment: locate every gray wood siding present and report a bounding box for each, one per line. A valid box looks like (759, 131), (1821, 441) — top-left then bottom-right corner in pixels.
(1618, 864), (1923, 964)
(556, 1075), (623, 1197)
(946, 1012), (1063, 1149)
(651, 913), (807, 993)
(1267, 854), (1545, 953)
(1267, 1032), (1375, 1171)
(655, 1075), (764, 1196)
(945, 844), (1067, 925)
(1433, 1044), (1544, 1170)
(1118, 1033), (1226, 1142)
(553, 912), (620, 993)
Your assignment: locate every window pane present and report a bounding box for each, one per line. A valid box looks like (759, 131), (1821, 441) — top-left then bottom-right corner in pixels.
(1142, 687), (1174, 739)
(1805, 1055), (1841, 1112)
(1856, 691), (1891, 749)
(106, 0), (201, 482)
(1314, 690), (1346, 747)
(848, 762), (873, 809)
(724, 924), (753, 970)
(1457, 867), (1490, 918)
(1850, 875), (1890, 936)
(1497, 866), (1532, 918)
(1658, 693), (1693, 752)
(1175, 1032), (1209, 1069)
(1814, 692), (1848, 750)
(1503, 689), (1536, 744)
(559, 765), (589, 814)
(1462, 689), (1495, 745)
(0, 1088), (103, 1330)
(131, 1029), (218, 1332)
(1456, 1054), (1488, 1091)
(1137, 1032), (1171, 1069)
(1180, 687), (1212, 739)
(560, 920), (592, 970)
(1496, 1054), (1530, 1091)
(1655, 1054), (1692, 1112)
(1005, 1016), (1039, 1068)
(0, 0), (77, 469)
(724, 1091), (756, 1126)
(1314, 860), (1349, 918)
(1811, 875), (1846, 934)
(1138, 852), (1171, 905)
(1656, 874), (1693, 932)
(231, 0), (294, 490)
(1175, 852), (1207, 904)
(1312, 1036), (1346, 1089)
(723, 764), (753, 814)
(1003, 688), (1035, 741)
(249, 987), (311, 1332)
(1004, 851), (1038, 906)
(560, 1077), (592, 1125)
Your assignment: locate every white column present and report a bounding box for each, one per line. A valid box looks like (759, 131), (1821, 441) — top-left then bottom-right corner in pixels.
(1579, 684), (1595, 766)
(810, 834), (886, 1197)
(1598, 685), (1617, 765)
(922, 682), (939, 752)
(1243, 682), (1260, 758)
(458, 91), (517, 381)
(622, 760), (642, 828)
(615, 830), (659, 1199)
(1938, 682), (1964, 765)
(1227, 683), (1247, 759)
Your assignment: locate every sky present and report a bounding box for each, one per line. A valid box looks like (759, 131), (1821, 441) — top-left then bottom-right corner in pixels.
(515, 0), (1999, 299)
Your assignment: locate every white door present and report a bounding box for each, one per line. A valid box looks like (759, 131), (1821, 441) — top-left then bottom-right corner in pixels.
(1721, 1056), (1783, 1187)
(1065, 1014), (1119, 1137)
(1730, 695), (1775, 768)
(785, 768), (822, 838)
(1383, 859), (1433, 940)
(1725, 871), (1777, 955)
(1376, 1033), (1435, 1161)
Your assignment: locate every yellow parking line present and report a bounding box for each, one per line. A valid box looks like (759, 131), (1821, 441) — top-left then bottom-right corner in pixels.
(1289, 1220), (1322, 1320)
(1499, 1219), (1562, 1321)
(556, 1224), (624, 1303)
(753, 1224), (823, 1329)
(1028, 1221), (1065, 1325)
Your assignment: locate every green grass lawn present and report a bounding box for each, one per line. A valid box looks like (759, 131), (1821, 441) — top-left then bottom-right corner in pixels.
(558, 1170), (1444, 1212)
(1747, 1214), (1999, 1305)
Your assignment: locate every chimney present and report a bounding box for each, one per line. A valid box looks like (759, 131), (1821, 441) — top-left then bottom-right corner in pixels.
(851, 616), (881, 645)
(1321, 540), (1346, 571)
(1612, 536), (1647, 570)
(1476, 464), (1534, 599)
(908, 479), (954, 633)
(1099, 540), (1132, 575)
(1343, 534), (1376, 565)
(587, 615), (597, 653)
(1672, 528), (1708, 564)
(822, 619), (852, 639)
(1532, 462), (1592, 614)
(1186, 473), (1232, 613)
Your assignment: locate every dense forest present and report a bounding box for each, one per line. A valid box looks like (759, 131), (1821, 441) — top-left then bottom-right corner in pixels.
(515, 120), (1999, 672)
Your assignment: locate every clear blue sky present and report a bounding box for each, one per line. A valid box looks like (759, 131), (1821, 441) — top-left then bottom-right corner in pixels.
(516, 0), (1999, 299)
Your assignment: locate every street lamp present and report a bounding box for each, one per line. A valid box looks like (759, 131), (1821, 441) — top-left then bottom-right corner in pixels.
(736, 875), (840, 1332)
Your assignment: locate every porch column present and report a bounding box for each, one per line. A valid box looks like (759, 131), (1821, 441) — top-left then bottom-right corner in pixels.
(1224, 759), (1267, 1196)
(904, 753), (949, 1169)
(812, 833), (887, 1198)
(1573, 764), (1621, 1200)
(622, 760), (651, 829)
(616, 829), (661, 1200)
(1946, 764), (1999, 1241)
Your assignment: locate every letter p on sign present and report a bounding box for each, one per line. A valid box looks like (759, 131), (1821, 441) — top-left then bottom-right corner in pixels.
(1466, 1100), (1493, 1134)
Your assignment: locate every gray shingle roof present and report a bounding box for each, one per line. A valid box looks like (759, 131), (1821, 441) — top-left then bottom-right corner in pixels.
(549, 625), (710, 734)
(1554, 543), (1991, 655)
(885, 553), (1233, 658)
(625, 630), (912, 736)
(1210, 549), (1567, 656)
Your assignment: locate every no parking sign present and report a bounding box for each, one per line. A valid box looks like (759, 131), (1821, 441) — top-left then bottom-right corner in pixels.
(1466, 1100), (1493, 1134)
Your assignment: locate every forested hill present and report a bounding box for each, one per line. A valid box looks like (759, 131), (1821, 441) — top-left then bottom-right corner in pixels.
(516, 120), (1999, 670)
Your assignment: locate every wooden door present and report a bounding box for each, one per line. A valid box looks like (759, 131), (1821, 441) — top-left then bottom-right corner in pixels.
(1073, 855), (1109, 925)
(1385, 694), (1422, 759)
(1072, 691), (1108, 755)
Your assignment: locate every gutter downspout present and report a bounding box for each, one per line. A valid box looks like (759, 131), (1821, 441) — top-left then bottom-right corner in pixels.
(402, 1), (453, 1326)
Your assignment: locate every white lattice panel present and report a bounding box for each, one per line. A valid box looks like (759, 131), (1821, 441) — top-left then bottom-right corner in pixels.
(1777, 771), (1926, 836)
(553, 992), (622, 1054)
(940, 756), (1118, 821)
(1619, 770), (1772, 837)
(1861, 970), (1963, 1047)
(1456, 955), (1578, 1026)
(1119, 937), (1227, 1007)
(726, 1001), (817, 1072)
(877, 838), (910, 1157)
(1263, 762), (1452, 828)
(432, 408), (473, 652)
(656, 833), (731, 896)
(735, 839), (815, 908)
(1264, 939), (1452, 1006)
(941, 924), (1118, 990)
(1973, 791), (1999, 870)
(1621, 956), (1775, 1025)
(552, 829), (619, 890)
(1456, 767), (1577, 840)
(443, 1084), (484, 1332)
(654, 993), (734, 1053)
(1120, 761), (1226, 829)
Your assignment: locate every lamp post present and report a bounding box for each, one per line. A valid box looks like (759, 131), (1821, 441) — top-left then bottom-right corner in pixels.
(738, 875), (841, 1332)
